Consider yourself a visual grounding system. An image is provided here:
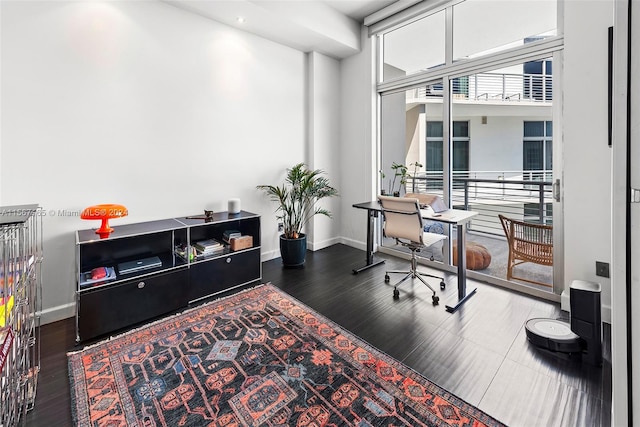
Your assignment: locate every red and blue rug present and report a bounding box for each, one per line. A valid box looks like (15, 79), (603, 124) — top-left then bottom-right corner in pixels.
(68, 283), (505, 426)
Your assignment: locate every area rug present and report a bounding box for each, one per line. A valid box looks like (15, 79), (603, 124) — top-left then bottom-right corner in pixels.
(68, 283), (506, 426)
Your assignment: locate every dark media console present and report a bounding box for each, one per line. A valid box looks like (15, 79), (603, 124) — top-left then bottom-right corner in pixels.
(75, 211), (261, 342)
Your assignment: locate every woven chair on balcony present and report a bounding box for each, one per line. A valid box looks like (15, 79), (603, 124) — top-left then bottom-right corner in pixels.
(498, 214), (553, 287)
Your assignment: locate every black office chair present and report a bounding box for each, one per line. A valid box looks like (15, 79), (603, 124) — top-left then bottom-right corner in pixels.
(379, 195), (447, 305)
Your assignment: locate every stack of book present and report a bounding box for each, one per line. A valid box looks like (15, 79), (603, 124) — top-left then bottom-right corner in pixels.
(194, 238), (224, 256)
(223, 230), (241, 244)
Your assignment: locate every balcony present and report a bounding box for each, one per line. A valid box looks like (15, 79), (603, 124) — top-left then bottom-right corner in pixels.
(408, 170), (553, 231)
(410, 72), (553, 104)
(384, 171), (554, 294)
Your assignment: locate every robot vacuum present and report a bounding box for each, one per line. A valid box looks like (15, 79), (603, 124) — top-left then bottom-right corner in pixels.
(525, 318), (583, 354)
(524, 280), (603, 366)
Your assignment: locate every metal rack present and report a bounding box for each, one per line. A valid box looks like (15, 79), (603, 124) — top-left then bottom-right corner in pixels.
(0, 205), (42, 426)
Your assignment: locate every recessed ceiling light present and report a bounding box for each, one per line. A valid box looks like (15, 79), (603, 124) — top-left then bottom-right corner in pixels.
(237, 16), (245, 24)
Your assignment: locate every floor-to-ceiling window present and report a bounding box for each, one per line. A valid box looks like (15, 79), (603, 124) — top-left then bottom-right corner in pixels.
(375, 0), (562, 297)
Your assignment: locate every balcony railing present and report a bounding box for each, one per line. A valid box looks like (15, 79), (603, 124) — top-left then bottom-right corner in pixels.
(407, 171), (553, 236)
(413, 72), (553, 103)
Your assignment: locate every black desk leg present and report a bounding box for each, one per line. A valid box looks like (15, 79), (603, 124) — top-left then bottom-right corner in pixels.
(353, 209), (385, 274)
(445, 223), (477, 312)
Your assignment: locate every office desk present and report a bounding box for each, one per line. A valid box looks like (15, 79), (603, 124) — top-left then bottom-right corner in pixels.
(352, 201), (478, 313)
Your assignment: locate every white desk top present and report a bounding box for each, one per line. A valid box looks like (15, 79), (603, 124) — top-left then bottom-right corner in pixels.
(353, 201), (477, 225)
(420, 208), (478, 225)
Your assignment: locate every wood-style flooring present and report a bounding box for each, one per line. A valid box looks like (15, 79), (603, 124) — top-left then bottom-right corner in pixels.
(25, 244), (611, 426)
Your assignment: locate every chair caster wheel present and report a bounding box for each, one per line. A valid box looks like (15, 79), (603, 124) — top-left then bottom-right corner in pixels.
(430, 255), (435, 261)
(385, 274), (390, 283)
(432, 295), (440, 305)
(393, 289), (399, 299)
(440, 281), (446, 290)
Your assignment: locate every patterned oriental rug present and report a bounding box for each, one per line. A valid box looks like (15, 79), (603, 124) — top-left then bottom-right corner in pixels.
(68, 284), (506, 427)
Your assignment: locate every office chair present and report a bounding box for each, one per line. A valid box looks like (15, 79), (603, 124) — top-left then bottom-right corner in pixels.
(404, 192), (446, 258)
(378, 195), (447, 305)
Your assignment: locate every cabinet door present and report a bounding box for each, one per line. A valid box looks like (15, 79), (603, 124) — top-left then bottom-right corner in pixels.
(78, 269), (188, 342)
(188, 248), (260, 302)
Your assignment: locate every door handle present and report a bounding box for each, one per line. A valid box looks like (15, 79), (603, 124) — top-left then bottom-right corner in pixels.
(553, 179), (560, 202)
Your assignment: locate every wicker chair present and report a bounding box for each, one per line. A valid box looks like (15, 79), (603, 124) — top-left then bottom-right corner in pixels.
(498, 214), (553, 287)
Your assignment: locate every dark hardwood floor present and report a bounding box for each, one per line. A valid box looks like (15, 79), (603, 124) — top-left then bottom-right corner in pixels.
(25, 244), (611, 426)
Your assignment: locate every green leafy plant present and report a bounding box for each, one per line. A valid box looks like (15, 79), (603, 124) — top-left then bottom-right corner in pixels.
(257, 163), (338, 239)
(389, 162), (408, 195)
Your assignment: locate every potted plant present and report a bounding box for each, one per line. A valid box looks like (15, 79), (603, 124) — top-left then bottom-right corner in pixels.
(389, 162), (408, 196)
(257, 163), (338, 267)
(382, 161), (422, 195)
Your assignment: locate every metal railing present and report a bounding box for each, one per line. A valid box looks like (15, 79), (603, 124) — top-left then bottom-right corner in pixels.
(413, 72), (553, 103)
(407, 171), (553, 236)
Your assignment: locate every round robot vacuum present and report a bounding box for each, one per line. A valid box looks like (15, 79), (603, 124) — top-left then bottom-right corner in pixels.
(525, 318), (583, 353)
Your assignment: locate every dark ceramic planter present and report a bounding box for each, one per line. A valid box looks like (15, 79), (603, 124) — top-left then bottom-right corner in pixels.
(279, 233), (307, 267)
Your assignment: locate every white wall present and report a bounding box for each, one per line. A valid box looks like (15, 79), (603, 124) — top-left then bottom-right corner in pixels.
(631, 1), (640, 420)
(562, 0), (613, 318)
(0, 0), (312, 322)
(406, 105), (424, 171)
(381, 92), (408, 194)
(467, 116), (525, 173)
(338, 27), (376, 251)
(307, 51), (342, 251)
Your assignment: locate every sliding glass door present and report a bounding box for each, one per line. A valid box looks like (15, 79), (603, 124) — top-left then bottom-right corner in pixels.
(449, 61), (555, 292)
(376, 0), (562, 297)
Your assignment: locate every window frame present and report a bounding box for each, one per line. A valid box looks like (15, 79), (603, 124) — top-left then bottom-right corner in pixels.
(523, 120), (553, 174)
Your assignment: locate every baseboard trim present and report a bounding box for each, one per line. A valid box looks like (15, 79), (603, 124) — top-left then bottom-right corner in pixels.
(261, 237), (360, 262)
(260, 249), (280, 262)
(561, 289), (571, 311)
(308, 237), (341, 251)
(338, 237), (366, 252)
(38, 302), (75, 325)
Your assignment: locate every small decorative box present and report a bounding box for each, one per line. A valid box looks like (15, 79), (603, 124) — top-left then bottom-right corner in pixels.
(230, 235), (253, 251)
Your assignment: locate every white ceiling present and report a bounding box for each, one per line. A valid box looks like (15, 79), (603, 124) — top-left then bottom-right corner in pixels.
(162, 0), (398, 59)
(323, 0), (399, 21)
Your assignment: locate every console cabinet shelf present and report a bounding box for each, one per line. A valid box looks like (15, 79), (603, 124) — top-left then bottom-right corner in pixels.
(75, 211), (261, 342)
